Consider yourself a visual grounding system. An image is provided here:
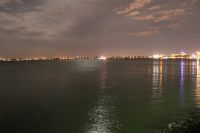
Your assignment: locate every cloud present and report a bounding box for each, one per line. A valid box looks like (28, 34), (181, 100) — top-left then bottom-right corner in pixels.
(167, 23), (181, 30)
(128, 11), (141, 16)
(117, 0), (152, 14)
(0, 0), (11, 6)
(0, 0), (23, 7)
(127, 9), (185, 22)
(132, 27), (159, 37)
(0, 10), (62, 38)
(117, 0), (197, 37)
(133, 14), (155, 21)
(0, 0), (197, 39)
(155, 9), (185, 22)
(0, 0), (102, 38)
(149, 5), (160, 10)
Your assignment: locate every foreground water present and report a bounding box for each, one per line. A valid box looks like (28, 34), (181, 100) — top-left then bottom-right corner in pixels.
(0, 59), (200, 133)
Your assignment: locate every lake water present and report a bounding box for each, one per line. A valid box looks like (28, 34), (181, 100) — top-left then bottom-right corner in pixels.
(0, 59), (200, 133)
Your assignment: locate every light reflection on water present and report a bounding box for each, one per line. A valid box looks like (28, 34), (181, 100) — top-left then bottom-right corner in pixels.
(152, 60), (160, 90)
(196, 60), (200, 107)
(85, 95), (115, 133)
(197, 60), (200, 76)
(179, 60), (185, 103)
(151, 60), (164, 105)
(84, 61), (119, 133)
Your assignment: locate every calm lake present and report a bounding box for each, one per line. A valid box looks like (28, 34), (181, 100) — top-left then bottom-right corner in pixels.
(0, 59), (200, 133)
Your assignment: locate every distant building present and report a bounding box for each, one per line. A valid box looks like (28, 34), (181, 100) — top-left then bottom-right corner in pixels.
(170, 52), (190, 59)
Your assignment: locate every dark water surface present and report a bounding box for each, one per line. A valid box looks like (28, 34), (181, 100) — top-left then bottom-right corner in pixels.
(0, 59), (200, 133)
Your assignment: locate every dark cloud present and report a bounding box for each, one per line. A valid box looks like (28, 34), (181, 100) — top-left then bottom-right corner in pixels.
(117, 0), (198, 36)
(0, 0), (200, 57)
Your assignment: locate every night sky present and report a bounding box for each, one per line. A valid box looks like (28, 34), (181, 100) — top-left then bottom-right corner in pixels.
(0, 0), (200, 57)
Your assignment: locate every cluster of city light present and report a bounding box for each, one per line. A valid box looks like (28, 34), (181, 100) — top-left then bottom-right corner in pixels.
(0, 56), (107, 62)
(0, 58), (6, 61)
(151, 51), (200, 59)
(152, 54), (161, 59)
(98, 56), (107, 60)
(191, 51), (200, 59)
(1, 52), (200, 62)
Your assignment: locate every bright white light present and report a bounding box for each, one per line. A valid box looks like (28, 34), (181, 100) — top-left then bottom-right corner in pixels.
(98, 56), (106, 60)
(163, 56), (169, 59)
(153, 54), (160, 59)
(181, 51), (186, 55)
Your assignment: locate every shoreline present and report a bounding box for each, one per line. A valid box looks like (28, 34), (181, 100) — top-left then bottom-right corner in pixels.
(0, 58), (199, 62)
(158, 109), (200, 133)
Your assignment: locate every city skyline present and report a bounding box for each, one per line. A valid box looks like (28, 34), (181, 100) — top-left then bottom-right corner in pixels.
(0, 0), (200, 57)
(1, 51), (200, 61)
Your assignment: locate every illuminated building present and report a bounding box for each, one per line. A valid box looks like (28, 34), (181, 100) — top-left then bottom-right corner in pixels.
(170, 52), (190, 59)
